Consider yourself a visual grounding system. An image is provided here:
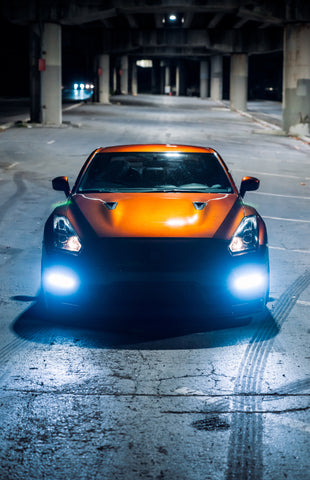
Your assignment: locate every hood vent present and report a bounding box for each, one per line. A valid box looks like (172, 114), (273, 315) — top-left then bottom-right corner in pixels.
(193, 201), (207, 210)
(104, 201), (118, 210)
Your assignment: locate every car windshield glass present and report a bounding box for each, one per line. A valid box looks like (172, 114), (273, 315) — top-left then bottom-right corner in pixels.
(77, 152), (233, 193)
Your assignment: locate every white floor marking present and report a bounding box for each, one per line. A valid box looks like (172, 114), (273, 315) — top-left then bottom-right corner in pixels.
(7, 162), (19, 169)
(232, 168), (310, 180)
(269, 246), (310, 254)
(265, 216), (310, 224)
(297, 300), (310, 307)
(253, 191), (310, 200)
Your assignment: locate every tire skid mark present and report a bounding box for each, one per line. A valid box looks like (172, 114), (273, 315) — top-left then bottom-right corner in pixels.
(268, 378), (310, 396)
(0, 337), (31, 365)
(0, 325), (48, 386)
(0, 171), (27, 225)
(226, 270), (310, 480)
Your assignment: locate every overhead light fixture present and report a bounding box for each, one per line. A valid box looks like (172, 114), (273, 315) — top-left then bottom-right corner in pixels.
(136, 59), (153, 68)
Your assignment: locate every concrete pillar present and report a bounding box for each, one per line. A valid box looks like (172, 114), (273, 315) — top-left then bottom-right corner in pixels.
(176, 65), (180, 96)
(164, 66), (171, 94)
(178, 61), (187, 96)
(120, 56), (128, 94)
(151, 59), (161, 94)
(29, 24), (41, 123)
(230, 53), (248, 111)
(283, 23), (310, 135)
(98, 54), (110, 104)
(131, 61), (138, 95)
(210, 55), (223, 101)
(113, 65), (117, 94)
(41, 23), (62, 125)
(160, 67), (164, 94)
(200, 60), (209, 98)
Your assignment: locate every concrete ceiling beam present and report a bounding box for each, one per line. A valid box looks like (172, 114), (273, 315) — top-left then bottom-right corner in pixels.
(3, 1), (310, 26)
(207, 13), (225, 28)
(101, 27), (282, 56)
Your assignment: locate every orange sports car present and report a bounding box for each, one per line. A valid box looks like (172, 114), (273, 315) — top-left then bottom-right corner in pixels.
(41, 144), (269, 318)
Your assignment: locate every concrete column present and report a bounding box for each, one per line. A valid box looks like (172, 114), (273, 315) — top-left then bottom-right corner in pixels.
(98, 54), (110, 104)
(230, 53), (248, 111)
(210, 55), (223, 101)
(113, 65), (117, 94)
(200, 60), (209, 98)
(41, 23), (62, 125)
(29, 24), (41, 123)
(132, 61), (138, 95)
(178, 61), (187, 96)
(151, 59), (161, 94)
(283, 23), (310, 135)
(176, 65), (180, 96)
(120, 56), (128, 94)
(164, 66), (171, 94)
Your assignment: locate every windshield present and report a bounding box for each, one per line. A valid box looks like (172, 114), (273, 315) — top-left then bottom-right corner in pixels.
(77, 152), (233, 193)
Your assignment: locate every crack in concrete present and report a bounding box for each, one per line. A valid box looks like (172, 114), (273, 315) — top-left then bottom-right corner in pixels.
(1, 387), (309, 398)
(161, 406), (310, 415)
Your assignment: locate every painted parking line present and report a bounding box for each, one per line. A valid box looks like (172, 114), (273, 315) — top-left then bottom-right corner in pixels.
(233, 168), (310, 180)
(270, 246), (310, 254)
(265, 216), (310, 224)
(297, 300), (310, 307)
(269, 246), (310, 255)
(271, 296), (310, 307)
(253, 191), (310, 200)
(6, 162), (19, 170)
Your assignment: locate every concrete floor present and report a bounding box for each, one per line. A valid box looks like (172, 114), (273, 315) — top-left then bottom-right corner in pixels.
(0, 95), (309, 480)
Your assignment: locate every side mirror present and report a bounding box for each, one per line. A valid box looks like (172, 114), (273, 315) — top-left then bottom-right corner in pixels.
(239, 176), (260, 198)
(52, 176), (71, 197)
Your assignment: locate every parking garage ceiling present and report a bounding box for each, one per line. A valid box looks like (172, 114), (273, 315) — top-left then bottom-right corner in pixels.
(5, 1), (310, 26)
(3, 1), (310, 56)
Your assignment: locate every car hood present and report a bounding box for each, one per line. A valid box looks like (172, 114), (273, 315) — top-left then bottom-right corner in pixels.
(67, 192), (245, 239)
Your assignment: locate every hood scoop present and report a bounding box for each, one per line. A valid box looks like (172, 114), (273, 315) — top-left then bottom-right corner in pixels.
(104, 201), (118, 210)
(193, 201), (207, 211)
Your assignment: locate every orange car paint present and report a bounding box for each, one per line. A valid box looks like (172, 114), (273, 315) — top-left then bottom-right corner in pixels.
(62, 144), (264, 243)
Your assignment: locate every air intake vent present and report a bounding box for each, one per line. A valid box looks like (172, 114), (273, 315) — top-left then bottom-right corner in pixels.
(193, 202), (207, 210)
(104, 201), (118, 210)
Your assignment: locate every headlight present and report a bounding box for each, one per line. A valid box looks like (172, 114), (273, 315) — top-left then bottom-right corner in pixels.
(228, 215), (258, 254)
(53, 216), (82, 253)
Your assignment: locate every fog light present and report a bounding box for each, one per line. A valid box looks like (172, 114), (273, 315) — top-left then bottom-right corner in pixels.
(230, 268), (267, 296)
(234, 273), (265, 291)
(43, 268), (79, 295)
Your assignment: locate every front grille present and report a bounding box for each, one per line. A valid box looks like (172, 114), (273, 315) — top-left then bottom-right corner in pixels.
(87, 237), (230, 275)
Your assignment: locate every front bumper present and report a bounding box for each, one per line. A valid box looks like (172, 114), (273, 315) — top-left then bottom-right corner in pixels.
(41, 237), (269, 317)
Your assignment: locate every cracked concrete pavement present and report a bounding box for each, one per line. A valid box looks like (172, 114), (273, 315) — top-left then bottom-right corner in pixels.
(0, 95), (309, 480)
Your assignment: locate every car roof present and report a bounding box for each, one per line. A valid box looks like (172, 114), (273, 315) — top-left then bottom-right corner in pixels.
(98, 144), (216, 154)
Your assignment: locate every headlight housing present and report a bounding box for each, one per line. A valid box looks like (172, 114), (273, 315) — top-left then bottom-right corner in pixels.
(228, 215), (258, 255)
(53, 216), (82, 253)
